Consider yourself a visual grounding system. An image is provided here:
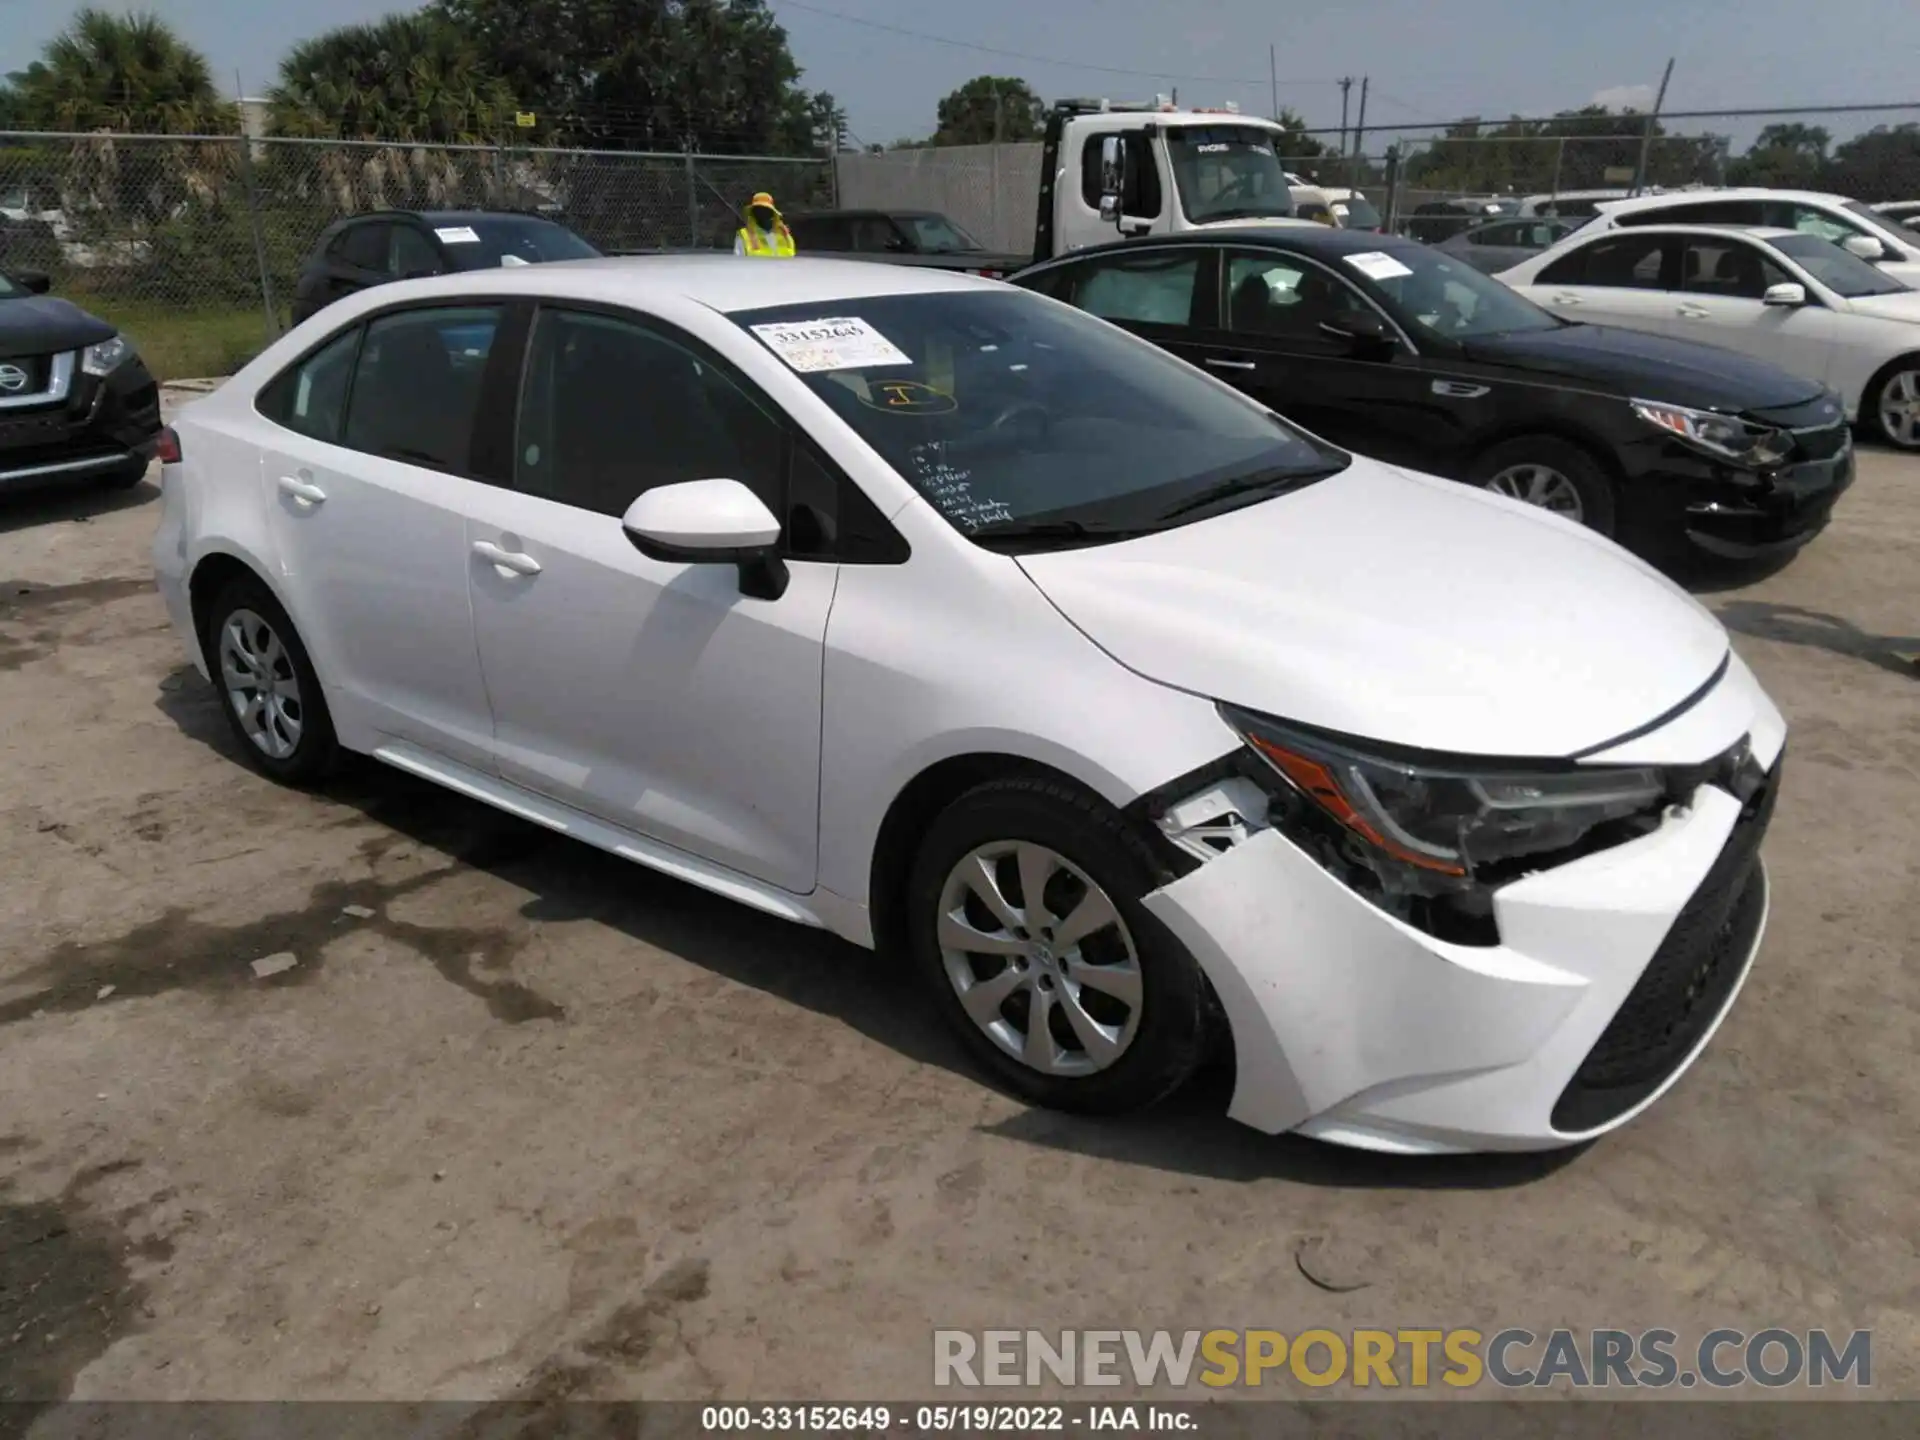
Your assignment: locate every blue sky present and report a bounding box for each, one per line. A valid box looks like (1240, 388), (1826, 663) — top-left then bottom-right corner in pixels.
(2, 0), (1915, 146)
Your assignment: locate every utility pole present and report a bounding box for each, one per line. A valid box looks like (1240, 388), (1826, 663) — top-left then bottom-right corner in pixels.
(1348, 75), (1369, 190)
(1269, 45), (1278, 121)
(1630, 57), (1676, 197)
(1337, 77), (1353, 155)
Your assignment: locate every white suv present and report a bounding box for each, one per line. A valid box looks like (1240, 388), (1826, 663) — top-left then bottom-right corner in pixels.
(1575, 189), (1920, 286)
(152, 256), (1785, 1154)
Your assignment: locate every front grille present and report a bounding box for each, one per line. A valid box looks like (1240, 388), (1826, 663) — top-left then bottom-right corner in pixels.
(1792, 423), (1850, 463)
(0, 353), (53, 396)
(1550, 754), (1780, 1134)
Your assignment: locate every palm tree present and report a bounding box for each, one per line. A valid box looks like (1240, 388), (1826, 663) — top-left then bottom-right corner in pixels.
(266, 14), (512, 146)
(11, 9), (235, 134)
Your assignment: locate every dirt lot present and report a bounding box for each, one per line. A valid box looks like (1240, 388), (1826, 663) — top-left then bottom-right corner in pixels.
(1, 407), (1915, 1414)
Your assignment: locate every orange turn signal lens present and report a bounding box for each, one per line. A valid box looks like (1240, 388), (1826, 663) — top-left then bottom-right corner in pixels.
(1246, 732), (1468, 876)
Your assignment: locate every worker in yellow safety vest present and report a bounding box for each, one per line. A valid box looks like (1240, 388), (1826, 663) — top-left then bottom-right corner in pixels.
(735, 192), (796, 257)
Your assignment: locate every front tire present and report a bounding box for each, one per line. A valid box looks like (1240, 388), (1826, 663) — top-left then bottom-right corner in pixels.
(203, 574), (339, 785)
(907, 777), (1210, 1114)
(1866, 360), (1920, 450)
(1471, 435), (1617, 536)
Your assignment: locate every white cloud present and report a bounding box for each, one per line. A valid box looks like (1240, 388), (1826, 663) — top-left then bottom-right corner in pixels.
(1592, 83), (1657, 111)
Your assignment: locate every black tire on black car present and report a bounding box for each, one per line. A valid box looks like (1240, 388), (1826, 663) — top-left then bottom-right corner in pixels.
(907, 776), (1211, 1115)
(203, 573), (340, 786)
(1469, 434), (1619, 537)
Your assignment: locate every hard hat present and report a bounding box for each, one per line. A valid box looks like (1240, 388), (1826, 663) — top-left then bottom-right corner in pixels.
(750, 192), (776, 208)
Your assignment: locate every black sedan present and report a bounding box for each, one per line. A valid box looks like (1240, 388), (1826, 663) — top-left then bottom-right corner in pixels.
(291, 210), (601, 323)
(1012, 227), (1853, 561)
(1, 268), (162, 495)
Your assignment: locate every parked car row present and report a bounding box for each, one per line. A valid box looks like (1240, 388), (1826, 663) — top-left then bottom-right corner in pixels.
(154, 253), (1788, 1158)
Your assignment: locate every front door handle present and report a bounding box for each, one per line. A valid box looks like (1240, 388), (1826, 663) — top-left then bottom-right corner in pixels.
(472, 539), (542, 577)
(277, 475), (327, 506)
(1549, 292), (1581, 306)
(1205, 357), (1258, 372)
(1677, 304), (1711, 319)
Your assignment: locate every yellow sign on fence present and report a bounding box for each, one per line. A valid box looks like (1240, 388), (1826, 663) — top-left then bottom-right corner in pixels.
(515, 111), (537, 129)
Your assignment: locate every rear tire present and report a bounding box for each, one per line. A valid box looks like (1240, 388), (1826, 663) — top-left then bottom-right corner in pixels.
(203, 574), (339, 786)
(1470, 435), (1617, 536)
(906, 777), (1210, 1115)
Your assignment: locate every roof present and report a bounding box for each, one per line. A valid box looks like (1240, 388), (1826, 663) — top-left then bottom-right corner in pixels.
(336, 209), (565, 226)
(1597, 187), (1851, 213)
(358, 253), (995, 315)
(1029, 227), (1428, 267)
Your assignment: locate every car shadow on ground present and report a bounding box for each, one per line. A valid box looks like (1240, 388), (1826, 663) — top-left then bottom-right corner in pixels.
(0, 476), (154, 536)
(153, 664), (1579, 1193)
(1713, 600), (1918, 679)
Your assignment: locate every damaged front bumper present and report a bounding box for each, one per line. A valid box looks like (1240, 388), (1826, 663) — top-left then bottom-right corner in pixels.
(1139, 658), (1786, 1154)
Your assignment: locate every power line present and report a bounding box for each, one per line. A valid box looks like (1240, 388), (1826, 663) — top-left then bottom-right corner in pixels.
(772, 0), (1339, 88)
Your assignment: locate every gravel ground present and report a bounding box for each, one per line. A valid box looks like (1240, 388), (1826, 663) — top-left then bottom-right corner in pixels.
(1, 402), (1915, 1415)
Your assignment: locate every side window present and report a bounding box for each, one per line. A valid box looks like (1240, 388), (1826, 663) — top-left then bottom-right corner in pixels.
(1681, 240), (1791, 299)
(336, 222), (390, 271)
(341, 306), (501, 472)
(1475, 222), (1519, 245)
(1225, 253), (1359, 347)
(257, 326), (361, 443)
(389, 225), (442, 279)
(513, 308), (785, 519)
(849, 216), (898, 252)
(1066, 250), (1200, 326)
(784, 439), (908, 564)
(1077, 132), (1162, 217)
(1542, 234), (1670, 288)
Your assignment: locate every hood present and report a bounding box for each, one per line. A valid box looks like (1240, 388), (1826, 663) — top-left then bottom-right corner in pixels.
(1016, 461), (1729, 759)
(0, 294), (115, 359)
(1840, 287), (1920, 323)
(1462, 322), (1820, 412)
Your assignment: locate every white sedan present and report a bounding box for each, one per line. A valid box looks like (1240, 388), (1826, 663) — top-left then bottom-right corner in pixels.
(153, 257), (1784, 1154)
(1500, 225), (1920, 449)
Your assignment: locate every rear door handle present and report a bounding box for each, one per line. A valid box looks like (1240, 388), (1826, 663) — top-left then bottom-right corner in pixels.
(277, 475), (326, 506)
(1205, 357), (1258, 372)
(472, 539), (542, 577)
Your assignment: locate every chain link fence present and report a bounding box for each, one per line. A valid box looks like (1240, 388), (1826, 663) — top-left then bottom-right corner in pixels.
(0, 131), (832, 378)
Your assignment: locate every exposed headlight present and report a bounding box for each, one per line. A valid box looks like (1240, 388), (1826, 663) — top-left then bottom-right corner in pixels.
(1631, 398), (1792, 468)
(1220, 705), (1667, 898)
(81, 334), (134, 377)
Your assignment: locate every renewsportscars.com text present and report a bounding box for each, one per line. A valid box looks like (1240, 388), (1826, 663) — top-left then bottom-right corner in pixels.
(933, 1328), (1872, 1390)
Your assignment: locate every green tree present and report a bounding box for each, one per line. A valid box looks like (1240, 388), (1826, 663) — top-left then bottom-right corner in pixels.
(433, 0), (828, 155)
(8, 9), (235, 134)
(267, 13), (513, 143)
(1823, 123), (1918, 203)
(1270, 108), (1326, 167)
(932, 76), (1044, 146)
(1728, 122), (1831, 188)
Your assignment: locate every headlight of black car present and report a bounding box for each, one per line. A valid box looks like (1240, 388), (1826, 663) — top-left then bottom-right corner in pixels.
(1218, 705), (1674, 942)
(1630, 398), (1791, 468)
(81, 334), (134, 377)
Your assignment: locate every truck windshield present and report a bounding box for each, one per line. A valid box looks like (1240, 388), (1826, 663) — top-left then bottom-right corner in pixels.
(730, 289), (1344, 548)
(1166, 126), (1295, 224)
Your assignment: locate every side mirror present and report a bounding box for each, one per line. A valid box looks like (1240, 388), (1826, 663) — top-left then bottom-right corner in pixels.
(1841, 234), (1885, 261)
(1098, 135), (1129, 229)
(1763, 282), (1807, 307)
(10, 268), (51, 295)
(883, 233), (910, 253)
(1319, 310), (1397, 354)
(621, 478), (789, 600)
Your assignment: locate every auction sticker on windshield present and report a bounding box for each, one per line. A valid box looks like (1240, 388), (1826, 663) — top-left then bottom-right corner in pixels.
(435, 226), (481, 244)
(1344, 251), (1414, 281)
(752, 317), (911, 373)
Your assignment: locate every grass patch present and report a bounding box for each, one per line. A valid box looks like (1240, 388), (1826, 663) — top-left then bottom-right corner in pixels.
(69, 300), (278, 384)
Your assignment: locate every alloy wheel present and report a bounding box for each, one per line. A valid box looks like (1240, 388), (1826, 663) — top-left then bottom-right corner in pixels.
(218, 608), (304, 760)
(1484, 463), (1585, 521)
(1879, 368), (1920, 448)
(935, 841), (1143, 1077)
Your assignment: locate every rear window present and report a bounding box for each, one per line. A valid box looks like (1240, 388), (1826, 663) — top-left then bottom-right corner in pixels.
(434, 217), (600, 270)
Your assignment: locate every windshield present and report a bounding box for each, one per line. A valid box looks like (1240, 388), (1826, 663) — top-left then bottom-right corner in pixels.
(1841, 200), (1917, 252)
(1347, 244), (1561, 340)
(1166, 126), (1295, 223)
(438, 217), (601, 270)
(903, 214), (981, 253)
(1772, 233), (1907, 297)
(730, 290), (1345, 546)
(1332, 193), (1381, 228)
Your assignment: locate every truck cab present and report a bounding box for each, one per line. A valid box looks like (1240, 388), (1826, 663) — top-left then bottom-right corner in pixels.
(1033, 98), (1316, 262)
